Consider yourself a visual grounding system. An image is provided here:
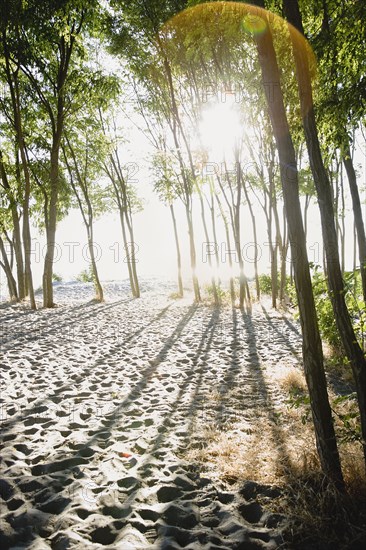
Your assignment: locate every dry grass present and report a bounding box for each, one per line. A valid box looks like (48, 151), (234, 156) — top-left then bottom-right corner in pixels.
(182, 365), (366, 548)
(278, 368), (307, 395)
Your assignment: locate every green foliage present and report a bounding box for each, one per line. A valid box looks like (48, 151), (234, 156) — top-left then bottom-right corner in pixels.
(287, 392), (312, 425)
(52, 273), (63, 282)
(332, 393), (361, 444)
(311, 266), (365, 352)
(204, 282), (230, 303)
(258, 274), (274, 295)
(76, 265), (95, 283)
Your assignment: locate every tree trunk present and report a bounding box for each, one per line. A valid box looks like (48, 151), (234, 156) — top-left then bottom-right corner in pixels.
(235, 155), (247, 308)
(343, 144), (366, 302)
(170, 203), (183, 297)
(253, 0), (343, 486)
(216, 193), (235, 304)
(284, 0), (366, 469)
(7, 61), (35, 308)
(185, 203), (201, 302)
(119, 208), (136, 297)
(280, 211), (289, 303)
(0, 155), (24, 300)
(242, 177), (260, 300)
(210, 191), (221, 276)
(303, 194), (310, 242)
(199, 192), (219, 305)
(0, 236), (18, 301)
(269, 163), (278, 309)
(43, 145), (59, 308)
(126, 207), (140, 298)
(88, 231), (104, 302)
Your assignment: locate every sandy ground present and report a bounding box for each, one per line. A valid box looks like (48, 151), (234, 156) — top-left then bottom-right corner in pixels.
(0, 281), (303, 549)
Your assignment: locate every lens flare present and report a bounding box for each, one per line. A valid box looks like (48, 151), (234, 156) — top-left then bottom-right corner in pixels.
(241, 14), (267, 36)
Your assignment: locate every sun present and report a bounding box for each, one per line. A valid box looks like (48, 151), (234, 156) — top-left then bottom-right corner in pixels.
(198, 97), (243, 159)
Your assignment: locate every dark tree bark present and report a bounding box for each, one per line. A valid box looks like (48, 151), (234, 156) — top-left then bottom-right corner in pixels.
(0, 235), (18, 301)
(343, 144), (366, 302)
(0, 152), (24, 300)
(252, 0), (343, 486)
(2, 33), (35, 308)
(283, 0), (366, 469)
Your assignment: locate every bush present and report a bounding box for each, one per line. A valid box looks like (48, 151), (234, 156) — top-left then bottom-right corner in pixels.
(258, 273), (296, 305)
(311, 266), (365, 353)
(52, 273), (63, 282)
(76, 265), (95, 283)
(258, 273), (274, 295)
(204, 282), (231, 303)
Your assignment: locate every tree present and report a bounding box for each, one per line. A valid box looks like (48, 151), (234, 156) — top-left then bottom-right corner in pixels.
(1, 0), (102, 307)
(108, 0), (201, 302)
(304, 0), (366, 302)
(63, 125), (107, 302)
(246, 0), (343, 485)
(283, 0), (366, 470)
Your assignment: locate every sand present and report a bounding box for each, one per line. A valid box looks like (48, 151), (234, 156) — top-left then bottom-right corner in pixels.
(0, 281), (303, 549)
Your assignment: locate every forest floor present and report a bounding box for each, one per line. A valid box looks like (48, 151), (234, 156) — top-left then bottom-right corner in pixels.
(0, 281), (364, 549)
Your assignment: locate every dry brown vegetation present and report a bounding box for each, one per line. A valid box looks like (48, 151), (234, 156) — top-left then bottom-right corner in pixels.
(183, 364), (366, 549)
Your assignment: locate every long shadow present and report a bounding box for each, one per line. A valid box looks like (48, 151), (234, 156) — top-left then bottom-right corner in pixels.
(212, 306), (243, 428)
(259, 304), (301, 361)
(278, 311), (301, 337)
(0, 302), (172, 434)
(0, 303), (199, 548)
(0, 297), (135, 350)
(15, 304), (198, 457)
(240, 307), (293, 474)
(113, 308), (221, 547)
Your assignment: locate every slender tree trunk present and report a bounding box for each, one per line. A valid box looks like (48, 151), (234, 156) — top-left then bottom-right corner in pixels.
(280, 211), (289, 303)
(0, 236), (18, 301)
(340, 167), (346, 274)
(269, 165), (278, 308)
(242, 177), (260, 300)
(43, 145), (59, 308)
(353, 221), (357, 289)
(0, 155), (24, 300)
(343, 144), (366, 302)
(234, 155), (246, 308)
(126, 207), (140, 298)
(253, 0), (343, 486)
(303, 194), (310, 242)
(284, 0), (366, 469)
(88, 230), (104, 302)
(120, 208), (137, 297)
(216, 193), (235, 304)
(185, 203), (200, 302)
(11, 68), (35, 308)
(170, 203), (183, 297)
(210, 191), (220, 276)
(199, 192), (219, 305)
(22, 188), (36, 309)
(158, 44), (200, 303)
(64, 139), (104, 303)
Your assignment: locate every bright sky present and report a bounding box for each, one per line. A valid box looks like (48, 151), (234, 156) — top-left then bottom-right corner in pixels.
(0, 85), (365, 297)
(14, 122), (365, 291)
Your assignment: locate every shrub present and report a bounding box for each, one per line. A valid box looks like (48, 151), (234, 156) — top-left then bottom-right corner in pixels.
(52, 273), (63, 282)
(311, 266), (365, 353)
(76, 265), (95, 283)
(258, 273), (274, 295)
